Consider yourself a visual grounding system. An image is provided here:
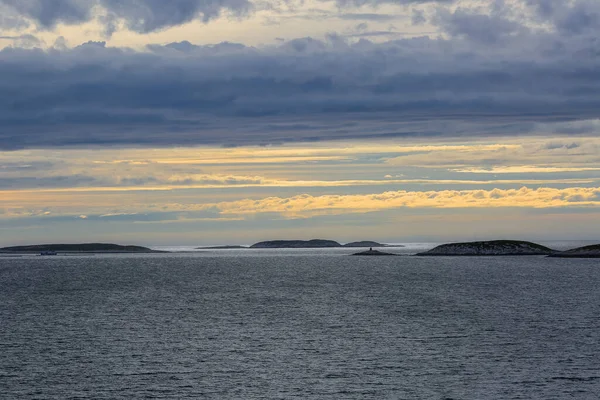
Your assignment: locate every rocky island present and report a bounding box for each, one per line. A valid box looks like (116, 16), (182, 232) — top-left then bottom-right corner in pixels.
(0, 243), (165, 254)
(250, 239), (342, 248)
(249, 239), (394, 248)
(196, 245), (248, 250)
(549, 244), (600, 258)
(417, 240), (555, 256)
(343, 241), (403, 248)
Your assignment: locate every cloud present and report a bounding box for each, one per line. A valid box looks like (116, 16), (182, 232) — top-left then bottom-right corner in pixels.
(452, 166), (600, 174)
(165, 174), (266, 185)
(1, 1), (600, 149)
(0, 0), (252, 33)
(384, 138), (600, 171)
(344, 30), (409, 38)
(335, 0), (454, 7)
(0, 0), (455, 34)
(338, 13), (400, 22)
(206, 186), (600, 218)
(2, 134), (599, 195)
(0, 37), (598, 150)
(434, 7), (526, 45)
(411, 9), (426, 25)
(527, 0), (600, 35)
(1, 0), (597, 41)
(4, 182), (599, 221)
(265, 10), (404, 25)
(0, 34), (44, 48)
(0, 0), (93, 29)
(0, 175), (98, 189)
(0, 4), (30, 30)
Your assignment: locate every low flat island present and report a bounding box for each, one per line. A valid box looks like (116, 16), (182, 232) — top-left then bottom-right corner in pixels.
(195, 245), (248, 250)
(249, 239), (402, 248)
(0, 243), (166, 254)
(250, 239), (343, 248)
(351, 249), (399, 256)
(344, 241), (403, 248)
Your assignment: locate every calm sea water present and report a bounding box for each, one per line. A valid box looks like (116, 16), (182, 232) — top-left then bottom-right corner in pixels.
(1, 250), (600, 399)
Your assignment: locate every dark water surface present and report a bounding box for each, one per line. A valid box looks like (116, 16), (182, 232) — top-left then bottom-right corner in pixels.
(1, 252), (600, 399)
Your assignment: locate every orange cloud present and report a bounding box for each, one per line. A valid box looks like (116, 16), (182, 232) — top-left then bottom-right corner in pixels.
(208, 186), (600, 218)
(1, 186), (599, 220)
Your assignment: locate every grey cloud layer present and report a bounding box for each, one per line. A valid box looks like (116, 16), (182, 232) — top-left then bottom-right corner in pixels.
(2, 0), (597, 37)
(1, 0), (600, 149)
(0, 0), (452, 33)
(0, 0), (252, 33)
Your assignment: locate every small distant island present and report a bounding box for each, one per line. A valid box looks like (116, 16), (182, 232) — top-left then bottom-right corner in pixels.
(0, 243), (165, 254)
(249, 239), (401, 248)
(417, 240), (555, 256)
(196, 245), (248, 250)
(351, 249), (399, 256)
(344, 241), (403, 248)
(549, 244), (600, 258)
(250, 239), (341, 248)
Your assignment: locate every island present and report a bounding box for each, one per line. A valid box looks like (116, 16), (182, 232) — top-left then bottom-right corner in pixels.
(416, 240), (555, 256)
(250, 239), (342, 248)
(343, 241), (403, 248)
(0, 243), (166, 254)
(351, 249), (399, 256)
(549, 244), (600, 258)
(196, 245), (248, 250)
(249, 239), (396, 248)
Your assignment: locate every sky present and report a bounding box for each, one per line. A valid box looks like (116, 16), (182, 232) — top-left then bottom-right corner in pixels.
(1, 0), (600, 246)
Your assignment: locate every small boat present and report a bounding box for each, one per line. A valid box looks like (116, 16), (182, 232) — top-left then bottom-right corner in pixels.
(40, 251), (58, 256)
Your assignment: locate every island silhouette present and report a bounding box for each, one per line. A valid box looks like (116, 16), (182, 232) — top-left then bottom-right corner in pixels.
(416, 240), (554, 256)
(2, 240), (600, 258)
(548, 244), (600, 258)
(249, 239), (403, 248)
(351, 248), (400, 256)
(0, 243), (165, 254)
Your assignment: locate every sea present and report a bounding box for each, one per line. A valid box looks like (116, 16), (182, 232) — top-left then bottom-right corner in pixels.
(1, 243), (599, 399)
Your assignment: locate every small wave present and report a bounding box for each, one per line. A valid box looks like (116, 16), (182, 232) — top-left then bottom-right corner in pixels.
(110, 371), (195, 377)
(397, 335), (471, 341)
(324, 373), (359, 379)
(550, 376), (600, 382)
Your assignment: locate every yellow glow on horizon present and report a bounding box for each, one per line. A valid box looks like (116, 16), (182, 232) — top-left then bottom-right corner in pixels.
(1, 136), (600, 224)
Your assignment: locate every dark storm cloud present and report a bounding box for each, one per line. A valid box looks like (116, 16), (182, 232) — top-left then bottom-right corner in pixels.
(0, 0), (93, 28)
(434, 7), (526, 44)
(0, 6), (30, 30)
(527, 0), (600, 35)
(0, 0), (252, 33)
(100, 0), (252, 32)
